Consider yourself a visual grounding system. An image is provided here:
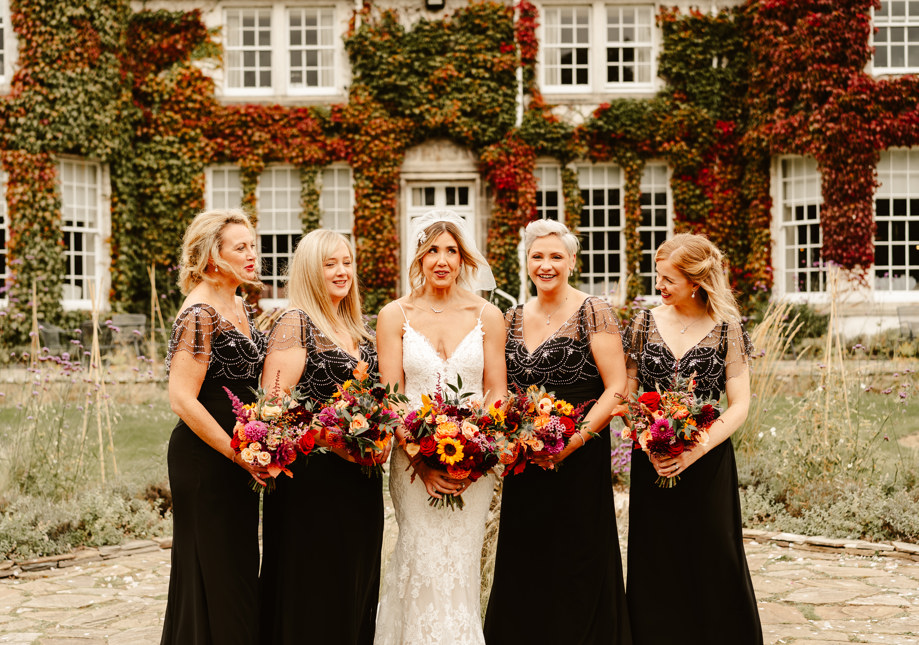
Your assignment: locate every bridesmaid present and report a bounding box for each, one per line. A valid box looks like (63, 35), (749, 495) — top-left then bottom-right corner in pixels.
(161, 209), (267, 645)
(624, 233), (762, 645)
(258, 229), (385, 645)
(484, 219), (632, 644)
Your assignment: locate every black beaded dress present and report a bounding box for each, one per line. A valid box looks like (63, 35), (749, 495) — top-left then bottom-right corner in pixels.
(484, 297), (632, 645)
(623, 309), (762, 645)
(258, 309), (382, 645)
(161, 304), (267, 645)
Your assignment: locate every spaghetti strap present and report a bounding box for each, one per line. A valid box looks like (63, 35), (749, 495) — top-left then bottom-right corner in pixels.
(477, 301), (488, 321)
(395, 301), (409, 323)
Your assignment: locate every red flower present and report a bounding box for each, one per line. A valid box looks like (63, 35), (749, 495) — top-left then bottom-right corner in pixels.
(559, 416), (576, 437)
(695, 404), (719, 429)
(419, 436), (437, 457)
(298, 432), (315, 455)
(638, 392), (661, 411)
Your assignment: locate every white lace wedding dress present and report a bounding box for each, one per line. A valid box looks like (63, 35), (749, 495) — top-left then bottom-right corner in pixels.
(374, 308), (496, 645)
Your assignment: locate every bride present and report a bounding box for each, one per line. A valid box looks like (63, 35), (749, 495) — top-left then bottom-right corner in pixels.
(374, 210), (507, 645)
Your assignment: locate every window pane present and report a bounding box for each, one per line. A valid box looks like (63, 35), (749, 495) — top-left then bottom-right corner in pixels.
(225, 9), (272, 89)
(779, 156), (825, 293)
(875, 149), (919, 290)
(288, 8), (336, 89)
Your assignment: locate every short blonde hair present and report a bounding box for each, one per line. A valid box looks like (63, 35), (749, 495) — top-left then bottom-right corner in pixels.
(178, 209), (258, 295)
(655, 233), (740, 323)
(523, 219), (580, 256)
(408, 220), (480, 294)
(286, 229), (371, 347)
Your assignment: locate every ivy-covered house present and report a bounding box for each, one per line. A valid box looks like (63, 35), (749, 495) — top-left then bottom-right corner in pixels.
(0, 0), (917, 343)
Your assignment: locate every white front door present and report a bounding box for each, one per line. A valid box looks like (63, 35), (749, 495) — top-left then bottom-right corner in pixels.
(402, 181), (476, 292)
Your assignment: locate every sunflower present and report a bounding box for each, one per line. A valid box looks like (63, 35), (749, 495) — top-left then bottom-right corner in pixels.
(436, 436), (464, 465)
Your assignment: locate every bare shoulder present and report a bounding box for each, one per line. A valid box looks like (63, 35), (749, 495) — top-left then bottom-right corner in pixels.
(377, 300), (405, 323)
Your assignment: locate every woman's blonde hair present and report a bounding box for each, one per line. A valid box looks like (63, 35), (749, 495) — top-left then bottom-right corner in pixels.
(408, 220), (480, 294)
(523, 219), (580, 256)
(178, 209), (258, 295)
(655, 233), (741, 323)
(286, 229), (371, 347)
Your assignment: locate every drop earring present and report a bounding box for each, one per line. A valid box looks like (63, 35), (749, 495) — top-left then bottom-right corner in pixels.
(691, 289), (696, 298)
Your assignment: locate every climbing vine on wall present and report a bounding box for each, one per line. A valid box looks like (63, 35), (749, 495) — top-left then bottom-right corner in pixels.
(3, 0), (919, 346)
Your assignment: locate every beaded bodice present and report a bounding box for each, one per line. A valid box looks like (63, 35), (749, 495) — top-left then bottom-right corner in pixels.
(265, 309), (377, 403)
(622, 309), (753, 401)
(505, 296), (620, 395)
(166, 303), (266, 381)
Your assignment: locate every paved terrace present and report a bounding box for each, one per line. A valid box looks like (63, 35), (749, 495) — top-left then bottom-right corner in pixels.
(1, 527), (918, 645)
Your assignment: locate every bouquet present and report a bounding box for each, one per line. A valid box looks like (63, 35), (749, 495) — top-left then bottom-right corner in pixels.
(225, 384), (316, 491)
(622, 374), (719, 488)
(313, 360), (408, 476)
(402, 378), (503, 510)
(500, 385), (589, 476)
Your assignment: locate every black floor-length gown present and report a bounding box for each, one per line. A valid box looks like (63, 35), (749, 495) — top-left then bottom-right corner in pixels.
(484, 297), (632, 645)
(161, 304), (266, 645)
(624, 309), (763, 645)
(258, 309), (383, 645)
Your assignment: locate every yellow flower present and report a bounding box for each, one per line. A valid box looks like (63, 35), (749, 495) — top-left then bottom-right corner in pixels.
(555, 401), (573, 415)
(488, 404), (505, 424)
(341, 379), (353, 392)
(437, 437), (464, 465)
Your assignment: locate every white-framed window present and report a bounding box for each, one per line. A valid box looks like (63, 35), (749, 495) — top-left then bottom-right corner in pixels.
(0, 170), (7, 306)
(535, 164), (563, 221)
(543, 6), (591, 89)
(225, 8), (273, 91)
(637, 163), (669, 294)
(207, 166), (244, 210)
(778, 156), (824, 295)
(874, 149), (919, 292)
(873, 0), (919, 74)
(221, 4), (343, 97)
(319, 165), (353, 236)
(0, 0), (14, 88)
(576, 163), (623, 297)
(59, 158), (110, 310)
(288, 7), (336, 89)
(257, 166), (302, 303)
(605, 5), (654, 85)
(541, 3), (656, 94)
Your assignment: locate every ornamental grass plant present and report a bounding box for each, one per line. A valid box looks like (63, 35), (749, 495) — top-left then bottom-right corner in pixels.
(0, 331), (172, 560)
(736, 269), (919, 542)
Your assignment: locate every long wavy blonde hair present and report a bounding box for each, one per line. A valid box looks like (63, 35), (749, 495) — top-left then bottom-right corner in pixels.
(178, 209), (260, 295)
(286, 229), (371, 347)
(655, 233), (741, 323)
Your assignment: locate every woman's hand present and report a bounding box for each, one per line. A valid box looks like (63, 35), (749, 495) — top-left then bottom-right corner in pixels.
(412, 460), (466, 499)
(649, 443), (706, 478)
(231, 453), (270, 486)
(534, 433), (586, 469)
(373, 440), (393, 465)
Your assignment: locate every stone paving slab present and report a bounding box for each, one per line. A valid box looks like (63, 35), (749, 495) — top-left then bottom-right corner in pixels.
(1, 537), (919, 644)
